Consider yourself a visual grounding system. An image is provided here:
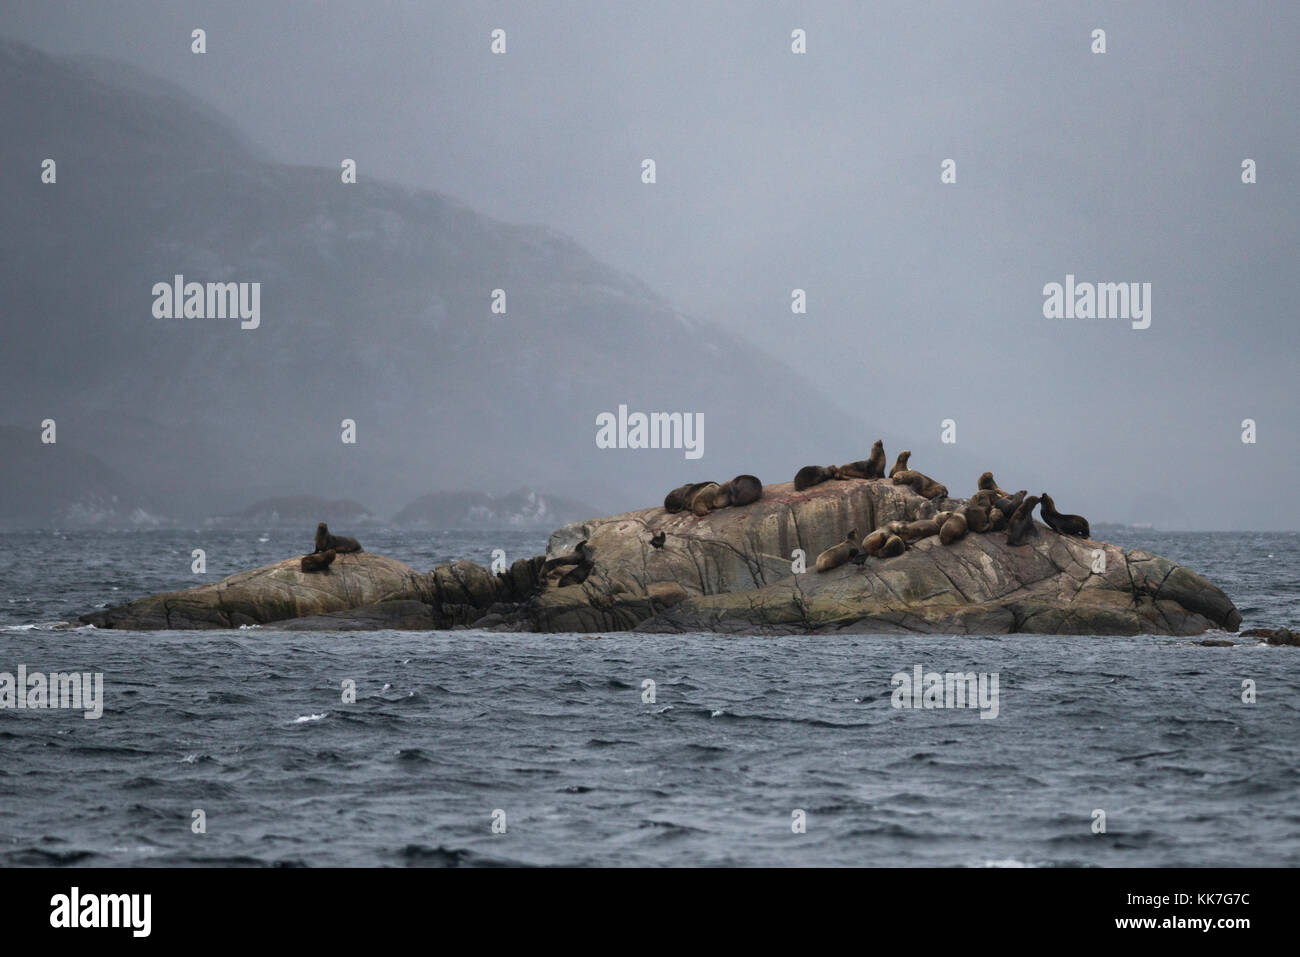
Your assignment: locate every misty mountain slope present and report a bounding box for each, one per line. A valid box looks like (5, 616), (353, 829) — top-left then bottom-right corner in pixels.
(0, 427), (159, 529)
(0, 37), (902, 520)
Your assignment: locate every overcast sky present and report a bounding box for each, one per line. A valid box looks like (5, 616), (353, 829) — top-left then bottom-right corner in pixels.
(4, 1), (1298, 528)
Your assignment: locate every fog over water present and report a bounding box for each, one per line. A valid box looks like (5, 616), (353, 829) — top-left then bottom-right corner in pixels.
(2, 1), (1297, 529)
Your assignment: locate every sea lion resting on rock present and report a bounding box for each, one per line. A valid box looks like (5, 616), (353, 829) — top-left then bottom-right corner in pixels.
(964, 504), (990, 533)
(987, 506), (1007, 532)
(1039, 492), (1090, 538)
(1006, 495), (1042, 546)
(689, 482), (725, 516)
(315, 522), (362, 554)
(939, 512), (968, 545)
(978, 472), (1009, 498)
(892, 469), (948, 500)
(543, 539), (589, 574)
(970, 489), (999, 511)
(878, 534), (906, 558)
(889, 450), (911, 478)
(300, 549), (336, 573)
(899, 519), (940, 542)
(860, 529), (890, 556)
(838, 440), (887, 480)
(664, 482), (712, 513)
(815, 528), (860, 572)
(722, 474), (763, 507)
(549, 541), (595, 587)
(794, 465), (842, 491)
(993, 491), (1026, 521)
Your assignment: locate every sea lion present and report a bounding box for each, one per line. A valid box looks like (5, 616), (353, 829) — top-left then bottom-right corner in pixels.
(939, 512), (968, 545)
(889, 450), (911, 478)
(978, 472), (1009, 497)
(556, 541), (596, 587)
(891, 469), (947, 500)
(860, 529), (890, 555)
(993, 491), (1026, 520)
(542, 539), (588, 573)
(865, 439), (886, 478)
(970, 489), (999, 511)
(688, 482), (725, 516)
(891, 469), (920, 487)
(899, 519), (940, 542)
(723, 474), (763, 507)
(664, 481), (712, 513)
(315, 522), (362, 554)
(815, 528), (860, 572)
(1039, 492), (1090, 538)
(987, 506), (1007, 531)
(932, 510), (954, 528)
(300, 549), (336, 573)
(839, 440), (887, 480)
(1006, 495), (1042, 546)
(558, 561), (593, 587)
(649, 531), (665, 549)
(878, 534), (906, 558)
(921, 479), (949, 500)
(964, 504), (990, 533)
(794, 465), (842, 491)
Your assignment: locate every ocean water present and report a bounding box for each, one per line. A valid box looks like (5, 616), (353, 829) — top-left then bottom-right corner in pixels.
(0, 529), (1297, 867)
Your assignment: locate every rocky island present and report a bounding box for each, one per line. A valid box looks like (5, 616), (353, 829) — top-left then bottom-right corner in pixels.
(79, 473), (1241, 636)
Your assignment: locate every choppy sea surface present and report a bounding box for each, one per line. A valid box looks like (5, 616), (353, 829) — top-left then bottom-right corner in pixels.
(0, 528), (1297, 867)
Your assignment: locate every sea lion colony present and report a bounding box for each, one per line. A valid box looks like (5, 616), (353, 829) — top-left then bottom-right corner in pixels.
(655, 440), (1091, 574)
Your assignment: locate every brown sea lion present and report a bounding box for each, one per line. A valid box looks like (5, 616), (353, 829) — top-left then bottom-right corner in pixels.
(878, 534), (906, 558)
(964, 504), (990, 533)
(723, 474), (763, 507)
(315, 522), (362, 554)
(889, 450), (912, 478)
(860, 529), (890, 555)
(987, 506), (1007, 531)
(649, 531), (666, 549)
(689, 482), (725, 515)
(1006, 495), (1042, 546)
(978, 472), (1009, 497)
(899, 519), (940, 542)
(932, 510), (954, 528)
(939, 512), (969, 545)
(838, 439), (886, 479)
(993, 491), (1026, 520)
(558, 561), (593, 587)
(923, 479), (949, 500)
(891, 468), (921, 488)
(300, 548), (336, 573)
(1040, 492), (1090, 538)
(556, 541), (596, 587)
(892, 469), (947, 500)
(815, 527), (860, 572)
(970, 489), (999, 511)
(664, 481), (712, 513)
(542, 539), (589, 573)
(794, 465), (841, 491)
